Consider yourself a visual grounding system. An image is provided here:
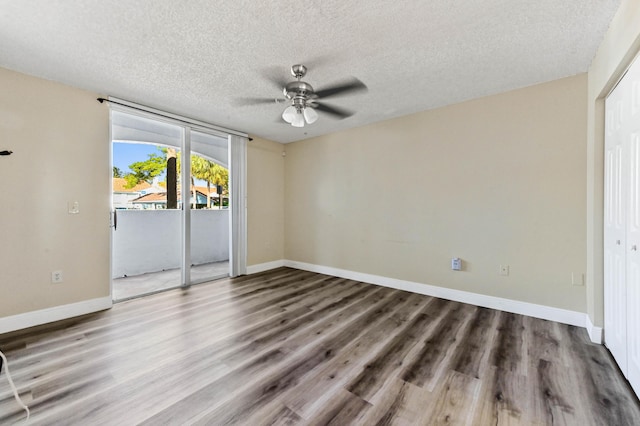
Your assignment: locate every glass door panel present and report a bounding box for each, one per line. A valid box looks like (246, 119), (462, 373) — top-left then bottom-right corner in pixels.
(111, 111), (184, 300)
(189, 130), (230, 283)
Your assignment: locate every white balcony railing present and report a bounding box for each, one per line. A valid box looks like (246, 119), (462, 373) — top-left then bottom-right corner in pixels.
(112, 209), (229, 279)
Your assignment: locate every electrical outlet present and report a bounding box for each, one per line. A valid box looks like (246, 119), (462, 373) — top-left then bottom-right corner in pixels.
(499, 265), (509, 276)
(51, 270), (63, 283)
(68, 201), (80, 214)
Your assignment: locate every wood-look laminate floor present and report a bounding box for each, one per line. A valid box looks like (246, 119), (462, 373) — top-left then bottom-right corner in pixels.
(1, 268), (639, 425)
(112, 261), (230, 301)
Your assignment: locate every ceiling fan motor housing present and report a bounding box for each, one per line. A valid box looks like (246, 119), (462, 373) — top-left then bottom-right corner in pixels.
(283, 81), (315, 110)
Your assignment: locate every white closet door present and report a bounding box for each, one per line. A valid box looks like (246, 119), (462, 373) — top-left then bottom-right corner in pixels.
(625, 57), (640, 397)
(605, 53), (640, 399)
(605, 81), (628, 374)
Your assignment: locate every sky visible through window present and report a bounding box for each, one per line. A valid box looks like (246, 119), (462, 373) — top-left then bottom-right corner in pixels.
(113, 143), (158, 174)
(113, 142), (211, 186)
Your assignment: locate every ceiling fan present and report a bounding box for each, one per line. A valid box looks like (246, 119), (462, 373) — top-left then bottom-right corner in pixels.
(241, 64), (368, 127)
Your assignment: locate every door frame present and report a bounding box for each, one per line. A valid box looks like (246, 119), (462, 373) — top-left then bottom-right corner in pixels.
(107, 98), (248, 299)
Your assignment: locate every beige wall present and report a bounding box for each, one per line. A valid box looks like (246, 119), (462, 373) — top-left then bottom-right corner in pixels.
(285, 74), (587, 312)
(0, 67), (111, 317)
(586, 0), (640, 326)
(0, 67), (286, 321)
(247, 137), (285, 265)
(4, 0), (635, 324)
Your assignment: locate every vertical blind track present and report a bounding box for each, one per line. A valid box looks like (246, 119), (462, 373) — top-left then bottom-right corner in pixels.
(97, 97), (251, 140)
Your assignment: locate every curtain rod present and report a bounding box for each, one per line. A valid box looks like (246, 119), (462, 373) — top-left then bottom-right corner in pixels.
(97, 97), (252, 141)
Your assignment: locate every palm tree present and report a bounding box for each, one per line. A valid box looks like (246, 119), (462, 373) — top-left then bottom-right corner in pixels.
(166, 148), (177, 209)
(190, 155), (208, 208)
(174, 151), (199, 208)
(191, 156), (228, 208)
(210, 164), (229, 209)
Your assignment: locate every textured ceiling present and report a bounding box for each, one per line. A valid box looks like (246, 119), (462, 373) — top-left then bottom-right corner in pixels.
(0, 1), (620, 143)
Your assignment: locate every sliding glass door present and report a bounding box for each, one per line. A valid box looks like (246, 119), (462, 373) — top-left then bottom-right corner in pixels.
(189, 131), (230, 284)
(110, 109), (231, 300)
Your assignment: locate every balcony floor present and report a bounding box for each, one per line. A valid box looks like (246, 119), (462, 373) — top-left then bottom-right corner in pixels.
(112, 260), (229, 301)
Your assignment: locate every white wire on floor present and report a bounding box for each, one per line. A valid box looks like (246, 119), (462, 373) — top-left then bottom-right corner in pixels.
(0, 349), (30, 422)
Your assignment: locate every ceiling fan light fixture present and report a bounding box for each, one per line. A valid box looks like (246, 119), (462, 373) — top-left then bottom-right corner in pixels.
(303, 106), (318, 124)
(291, 110), (305, 127)
(282, 105), (297, 123)
(270, 64), (367, 128)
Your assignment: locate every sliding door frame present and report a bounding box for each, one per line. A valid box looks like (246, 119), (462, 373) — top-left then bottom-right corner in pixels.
(181, 127), (191, 286)
(108, 99), (248, 296)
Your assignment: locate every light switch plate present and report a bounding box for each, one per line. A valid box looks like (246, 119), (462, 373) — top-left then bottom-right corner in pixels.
(451, 258), (462, 271)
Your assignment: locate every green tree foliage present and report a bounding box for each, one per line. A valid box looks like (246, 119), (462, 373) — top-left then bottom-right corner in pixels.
(191, 156), (229, 208)
(124, 151), (166, 188)
(124, 174), (140, 188)
(112, 166), (123, 178)
(121, 147), (229, 209)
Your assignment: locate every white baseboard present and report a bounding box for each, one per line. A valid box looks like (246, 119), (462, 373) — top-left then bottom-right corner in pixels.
(284, 260), (594, 334)
(0, 296), (113, 335)
(246, 259), (285, 275)
(585, 315), (603, 344)
(0, 262), (602, 343)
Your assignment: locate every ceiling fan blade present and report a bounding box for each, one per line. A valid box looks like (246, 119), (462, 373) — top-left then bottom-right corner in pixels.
(233, 97), (284, 107)
(311, 102), (354, 119)
(314, 78), (367, 99)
